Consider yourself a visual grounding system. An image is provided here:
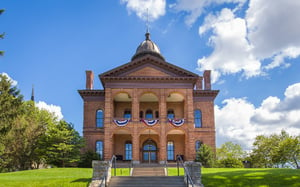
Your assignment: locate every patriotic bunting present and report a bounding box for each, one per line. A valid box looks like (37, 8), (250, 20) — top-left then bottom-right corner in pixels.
(169, 119), (185, 127)
(141, 119), (159, 126)
(113, 119), (130, 126)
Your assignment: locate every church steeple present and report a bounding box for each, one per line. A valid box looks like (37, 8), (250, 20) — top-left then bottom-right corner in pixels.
(31, 85), (34, 101)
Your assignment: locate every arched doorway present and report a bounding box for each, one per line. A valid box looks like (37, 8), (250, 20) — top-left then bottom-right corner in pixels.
(142, 139), (157, 163)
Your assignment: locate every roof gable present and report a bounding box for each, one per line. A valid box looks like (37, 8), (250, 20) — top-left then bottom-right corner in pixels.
(100, 54), (199, 78)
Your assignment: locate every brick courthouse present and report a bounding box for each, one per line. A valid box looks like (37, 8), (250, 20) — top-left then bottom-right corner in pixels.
(78, 32), (219, 164)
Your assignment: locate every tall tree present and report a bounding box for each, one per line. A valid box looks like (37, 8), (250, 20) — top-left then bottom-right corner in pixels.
(195, 144), (215, 168)
(216, 142), (245, 168)
(1, 101), (54, 171)
(250, 130), (300, 168)
(0, 74), (23, 134)
(0, 74), (23, 171)
(39, 120), (84, 167)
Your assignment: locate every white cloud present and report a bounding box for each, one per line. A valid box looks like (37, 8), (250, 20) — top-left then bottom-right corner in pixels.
(246, 0), (300, 59)
(171, 0), (246, 26)
(194, 0), (300, 83)
(36, 101), (64, 121)
(0, 72), (18, 86)
(121, 0), (166, 21)
(215, 83), (300, 150)
(197, 8), (261, 83)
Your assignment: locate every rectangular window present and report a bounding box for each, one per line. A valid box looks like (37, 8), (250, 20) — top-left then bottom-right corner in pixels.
(96, 110), (104, 128)
(125, 142), (132, 160)
(167, 141), (174, 160)
(96, 141), (103, 160)
(194, 109), (202, 128)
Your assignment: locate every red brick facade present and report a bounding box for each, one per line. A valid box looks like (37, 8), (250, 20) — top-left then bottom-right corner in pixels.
(78, 34), (218, 163)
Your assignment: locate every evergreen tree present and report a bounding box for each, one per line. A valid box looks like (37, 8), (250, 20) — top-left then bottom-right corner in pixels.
(195, 144), (215, 168)
(40, 120), (84, 167)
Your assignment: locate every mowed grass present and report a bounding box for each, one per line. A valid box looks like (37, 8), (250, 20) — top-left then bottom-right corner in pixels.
(168, 168), (300, 187)
(0, 167), (299, 187)
(0, 168), (92, 187)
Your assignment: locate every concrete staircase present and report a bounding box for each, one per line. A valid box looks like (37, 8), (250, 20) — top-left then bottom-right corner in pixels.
(108, 165), (185, 187)
(132, 167), (165, 176)
(108, 176), (185, 187)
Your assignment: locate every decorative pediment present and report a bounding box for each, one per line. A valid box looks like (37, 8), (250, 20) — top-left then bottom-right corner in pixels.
(126, 66), (171, 77)
(100, 55), (199, 79)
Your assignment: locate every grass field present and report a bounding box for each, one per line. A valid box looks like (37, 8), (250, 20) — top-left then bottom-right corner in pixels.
(0, 167), (299, 187)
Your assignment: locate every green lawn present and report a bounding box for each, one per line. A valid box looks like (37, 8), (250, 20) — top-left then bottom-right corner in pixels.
(201, 168), (300, 187)
(0, 168), (92, 187)
(0, 168), (299, 187)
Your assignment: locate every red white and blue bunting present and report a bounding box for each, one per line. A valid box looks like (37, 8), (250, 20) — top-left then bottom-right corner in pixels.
(141, 119), (159, 126)
(113, 119), (130, 127)
(168, 119), (185, 127)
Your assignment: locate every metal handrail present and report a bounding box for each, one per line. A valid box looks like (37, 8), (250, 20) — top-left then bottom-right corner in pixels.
(99, 155), (117, 187)
(176, 155), (194, 187)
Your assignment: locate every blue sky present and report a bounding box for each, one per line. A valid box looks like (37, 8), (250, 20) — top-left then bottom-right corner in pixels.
(1, 0), (300, 149)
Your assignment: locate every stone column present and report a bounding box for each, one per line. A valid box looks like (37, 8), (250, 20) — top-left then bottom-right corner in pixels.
(184, 161), (204, 187)
(91, 160), (111, 187)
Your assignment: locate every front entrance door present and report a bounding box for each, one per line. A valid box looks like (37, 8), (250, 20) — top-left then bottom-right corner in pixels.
(142, 139), (157, 163)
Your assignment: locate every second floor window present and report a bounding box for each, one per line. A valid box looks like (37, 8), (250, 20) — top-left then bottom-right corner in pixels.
(167, 109), (175, 119)
(96, 109), (104, 128)
(124, 109), (131, 119)
(194, 109), (202, 128)
(145, 109), (153, 119)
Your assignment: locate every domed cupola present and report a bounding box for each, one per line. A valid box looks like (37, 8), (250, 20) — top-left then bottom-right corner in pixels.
(131, 32), (165, 61)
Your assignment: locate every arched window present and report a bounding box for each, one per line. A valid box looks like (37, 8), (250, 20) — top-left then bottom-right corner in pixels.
(125, 141), (132, 160)
(96, 109), (104, 128)
(167, 141), (175, 160)
(195, 140), (202, 160)
(167, 109), (175, 119)
(194, 109), (202, 128)
(145, 109), (153, 119)
(124, 109), (131, 119)
(195, 140), (202, 152)
(96, 141), (104, 160)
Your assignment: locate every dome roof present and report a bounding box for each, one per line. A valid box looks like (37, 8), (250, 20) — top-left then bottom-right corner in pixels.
(131, 33), (165, 61)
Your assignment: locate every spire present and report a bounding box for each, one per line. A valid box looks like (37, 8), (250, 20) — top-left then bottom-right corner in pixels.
(145, 8), (150, 41)
(31, 85), (34, 101)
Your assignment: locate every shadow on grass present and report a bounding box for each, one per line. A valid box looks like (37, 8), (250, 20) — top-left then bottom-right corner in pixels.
(202, 169), (300, 187)
(71, 178), (91, 183)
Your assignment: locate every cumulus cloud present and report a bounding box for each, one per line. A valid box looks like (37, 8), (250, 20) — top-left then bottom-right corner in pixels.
(198, 8), (261, 83)
(36, 101), (64, 121)
(215, 83), (300, 150)
(247, 0), (300, 59)
(194, 0), (300, 83)
(121, 0), (166, 21)
(171, 0), (246, 26)
(0, 72), (18, 86)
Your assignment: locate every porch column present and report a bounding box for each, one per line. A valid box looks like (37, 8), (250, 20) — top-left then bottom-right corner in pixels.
(104, 88), (113, 160)
(132, 88), (140, 164)
(185, 89), (194, 160)
(159, 89), (167, 163)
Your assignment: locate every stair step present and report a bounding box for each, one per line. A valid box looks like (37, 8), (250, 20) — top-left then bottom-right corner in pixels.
(132, 167), (165, 176)
(109, 176), (185, 187)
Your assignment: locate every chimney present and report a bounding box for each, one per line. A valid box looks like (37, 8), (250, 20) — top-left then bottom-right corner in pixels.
(195, 76), (203, 90)
(204, 70), (211, 90)
(86, 70), (94, 90)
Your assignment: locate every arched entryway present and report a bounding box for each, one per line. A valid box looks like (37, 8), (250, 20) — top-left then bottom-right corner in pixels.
(142, 139), (157, 163)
